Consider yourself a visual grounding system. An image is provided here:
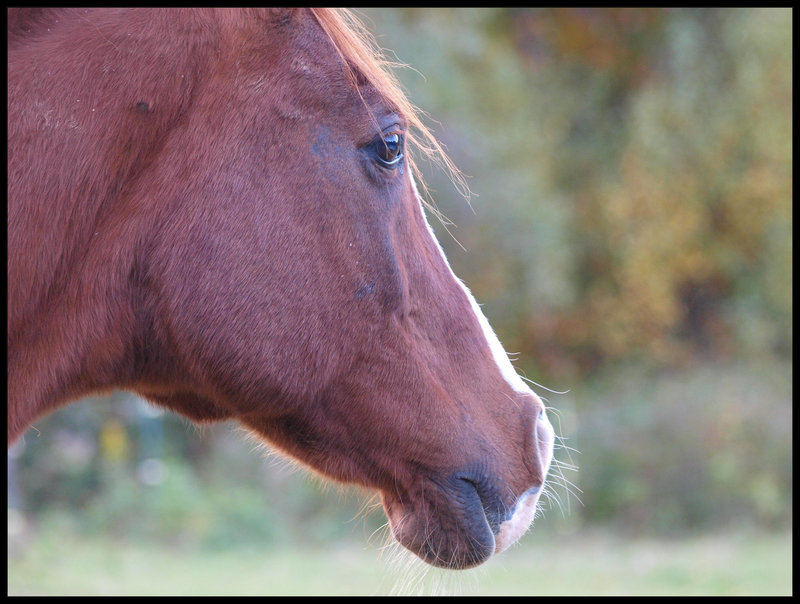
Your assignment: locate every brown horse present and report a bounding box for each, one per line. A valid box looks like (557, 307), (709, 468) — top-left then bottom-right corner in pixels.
(7, 7), (555, 569)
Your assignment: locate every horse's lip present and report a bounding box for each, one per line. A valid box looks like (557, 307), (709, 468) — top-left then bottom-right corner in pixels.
(431, 476), (499, 568)
(382, 474), (499, 569)
(460, 477), (545, 556)
(455, 475), (508, 537)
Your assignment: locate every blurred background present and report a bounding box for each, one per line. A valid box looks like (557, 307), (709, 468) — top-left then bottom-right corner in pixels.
(8, 8), (791, 595)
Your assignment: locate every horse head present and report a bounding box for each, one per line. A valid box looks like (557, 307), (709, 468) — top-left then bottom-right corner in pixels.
(7, 7), (555, 569)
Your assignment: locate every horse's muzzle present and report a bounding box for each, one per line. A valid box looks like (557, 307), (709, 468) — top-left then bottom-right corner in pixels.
(383, 405), (555, 569)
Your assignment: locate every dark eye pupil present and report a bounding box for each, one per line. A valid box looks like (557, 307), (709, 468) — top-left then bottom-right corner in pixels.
(377, 133), (403, 164)
(384, 133), (400, 152)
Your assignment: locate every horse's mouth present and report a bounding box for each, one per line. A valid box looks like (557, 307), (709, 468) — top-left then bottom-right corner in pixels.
(381, 474), (517, 570)
(457, 477), (547, 556)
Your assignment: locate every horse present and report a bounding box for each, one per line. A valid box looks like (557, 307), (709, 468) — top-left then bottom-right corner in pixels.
(7, 7), (555, 570)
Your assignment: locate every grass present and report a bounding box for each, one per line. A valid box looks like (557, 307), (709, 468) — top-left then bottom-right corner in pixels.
(8, 520), (792, 596)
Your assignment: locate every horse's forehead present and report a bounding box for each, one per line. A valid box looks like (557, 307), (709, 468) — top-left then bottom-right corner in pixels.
(243, 11), (341, 78)
(233, 13), (375, 121)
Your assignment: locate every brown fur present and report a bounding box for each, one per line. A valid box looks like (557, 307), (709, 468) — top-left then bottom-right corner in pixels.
(7, 8), (550, 569)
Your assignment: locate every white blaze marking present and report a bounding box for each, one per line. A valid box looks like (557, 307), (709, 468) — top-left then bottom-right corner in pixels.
(409, 173), (555, 553)
(408, 174), (532, 396)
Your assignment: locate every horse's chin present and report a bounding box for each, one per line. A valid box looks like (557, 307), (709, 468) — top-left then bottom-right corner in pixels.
(379, 479), (498, 570)
(381, 475), (546, 569)
(383, 500), (493, 569)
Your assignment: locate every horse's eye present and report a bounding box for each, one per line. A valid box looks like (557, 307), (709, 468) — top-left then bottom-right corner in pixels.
(374, 132), (404, 168)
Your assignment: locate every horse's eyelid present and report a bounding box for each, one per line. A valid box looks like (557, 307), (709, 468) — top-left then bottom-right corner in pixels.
(380, 152), (404, 167)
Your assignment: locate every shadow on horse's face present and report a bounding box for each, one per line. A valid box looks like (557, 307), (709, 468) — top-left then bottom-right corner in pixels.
(7, 8), (554, 569)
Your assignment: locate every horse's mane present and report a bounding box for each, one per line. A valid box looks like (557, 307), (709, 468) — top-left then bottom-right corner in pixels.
(310, 8), (469, 205)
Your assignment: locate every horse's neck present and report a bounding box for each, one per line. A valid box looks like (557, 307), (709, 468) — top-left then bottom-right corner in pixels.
(6, 9), (217, 442)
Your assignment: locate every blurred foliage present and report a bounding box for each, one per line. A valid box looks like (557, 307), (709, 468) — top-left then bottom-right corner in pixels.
(10, 394), (383, 550)
(8, 8), (792, 545)
(366, 7), (791, 378)
(557, 360), (792, 534)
